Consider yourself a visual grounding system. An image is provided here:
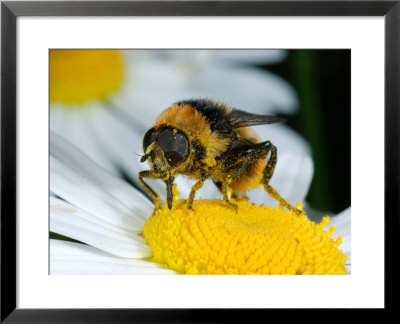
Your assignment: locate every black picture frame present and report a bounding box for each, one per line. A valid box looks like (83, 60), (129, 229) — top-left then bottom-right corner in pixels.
(1, 0), (398, 321)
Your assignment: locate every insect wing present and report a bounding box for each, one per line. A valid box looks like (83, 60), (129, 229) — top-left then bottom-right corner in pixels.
(228, 109), (286, 128)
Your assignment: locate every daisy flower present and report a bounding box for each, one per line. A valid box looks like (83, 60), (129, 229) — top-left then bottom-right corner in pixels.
(50, 133), (351, 275)
(50, 49), (350, 274)
(49, 49), (311, 205)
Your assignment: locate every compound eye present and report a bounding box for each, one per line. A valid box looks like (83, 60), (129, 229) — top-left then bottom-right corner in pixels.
(157, 127), (189, 167)
(143, 127), (157, 153)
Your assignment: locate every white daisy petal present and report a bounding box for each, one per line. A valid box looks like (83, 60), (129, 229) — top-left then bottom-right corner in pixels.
(109, 61), (191, 127)
(112, 60), (298, 129)
(50, 133), (153, 218)
(50, 155), (144, 231)
(173, 175), (222, 201)
(50, 132), (153, 220)
(50, 239), (148, 265)
(50, 240), (175, 274)
(50, 196), (145, 244)
(88, 106), (165, 194)
(51, 213), (150, 259)
(50, 106), (117, 173)
(256, 124), (312, 155)
(246, 152), (313, 207)
(271, 152), (314, 203)
(192, 65), (298, 115)
(146, 49), (287, 72)
(50, 198), (149, 259)
(324, 207), (351, 273)
(215, 49), (288, 65)
(111, 87), (183, 129)
(188, 178), (222, 200)
(326, 207), (351, 255)
(152, 50), (214, 70)
(51, 260), (175, 275)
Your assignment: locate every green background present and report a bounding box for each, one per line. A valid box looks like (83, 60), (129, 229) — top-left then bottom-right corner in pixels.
(266, 50), (351, 214)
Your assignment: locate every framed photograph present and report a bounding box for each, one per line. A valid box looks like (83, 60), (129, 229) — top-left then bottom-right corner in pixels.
(1, 0), (398, 321)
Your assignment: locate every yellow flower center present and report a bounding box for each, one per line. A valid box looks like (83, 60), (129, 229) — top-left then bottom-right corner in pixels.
(50, 50), (124, 105)
(143, 199), (347, 275)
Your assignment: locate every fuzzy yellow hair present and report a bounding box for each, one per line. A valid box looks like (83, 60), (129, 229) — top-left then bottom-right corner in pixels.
(154, 103), (230, 167)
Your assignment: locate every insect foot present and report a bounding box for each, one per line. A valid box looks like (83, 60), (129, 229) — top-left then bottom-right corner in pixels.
(224, 200), (238, 213)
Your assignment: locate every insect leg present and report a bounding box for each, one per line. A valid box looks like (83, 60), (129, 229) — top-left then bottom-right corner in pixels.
(139, 170), (167, 214)
(187, 174), (207, 209)
(216, 145), (259, 207)
(213, 181), (241, 200)
(220, 141), (302, 214)
(260, 141), (303, 214)
(165, 176), (175, 210)
(220, 181), (239, 211)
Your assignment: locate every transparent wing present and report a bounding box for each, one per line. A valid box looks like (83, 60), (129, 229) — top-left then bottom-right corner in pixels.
(228, 108), (286, 128)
